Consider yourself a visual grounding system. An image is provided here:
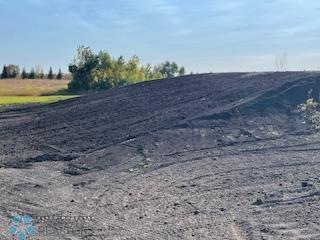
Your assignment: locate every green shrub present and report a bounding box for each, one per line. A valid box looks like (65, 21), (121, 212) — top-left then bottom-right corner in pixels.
(298, 98), (320, 130)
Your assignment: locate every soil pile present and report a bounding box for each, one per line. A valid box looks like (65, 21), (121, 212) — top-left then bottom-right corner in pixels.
(0, 72), (319, 239)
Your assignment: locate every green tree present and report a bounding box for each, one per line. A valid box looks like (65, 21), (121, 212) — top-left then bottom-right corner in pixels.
(6, 65), (20, 78)
(1, 65), (9, 79)
(21, 68), (28, 79)
(29, 68), (36, 79)
(68, 45), (99, 91)
(57, 69), (63, 79)
(178, 67), (185, 76)
(155, 61), (182, 78)
(141, 64), (163, 80)
(48, 67), (54, 79)
(0, 64), (20, 78)
(68, 45), (184, 92)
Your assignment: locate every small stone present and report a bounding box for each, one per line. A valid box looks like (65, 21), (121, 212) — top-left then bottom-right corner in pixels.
(253, 198), (263, 206)
(193, 210), (200, 215)
(261, 228), (269, 233)
(302, 181), (313, 188)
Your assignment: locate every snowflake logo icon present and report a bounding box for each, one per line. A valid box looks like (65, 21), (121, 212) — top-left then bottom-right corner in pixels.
(8, 214), (37, 240)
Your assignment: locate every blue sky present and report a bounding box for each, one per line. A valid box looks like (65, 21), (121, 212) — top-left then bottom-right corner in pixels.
(1, 0), (320, 73)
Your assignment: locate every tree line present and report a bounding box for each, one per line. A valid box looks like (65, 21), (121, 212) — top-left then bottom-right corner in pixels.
(68, 45), (186, 91)
(1, 46), (187, 91)
(1, 65), (64, 80)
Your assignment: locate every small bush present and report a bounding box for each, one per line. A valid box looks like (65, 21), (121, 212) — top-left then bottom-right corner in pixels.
(298, 98), (320, 130)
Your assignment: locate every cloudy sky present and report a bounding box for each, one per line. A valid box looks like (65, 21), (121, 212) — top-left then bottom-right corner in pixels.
(1, 0), (320, 73)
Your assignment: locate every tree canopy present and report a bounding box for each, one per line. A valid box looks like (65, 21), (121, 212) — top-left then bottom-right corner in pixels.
(1, 64), (20, 79)
(155, 61), (185, 78)
(68, 45), (185, 92)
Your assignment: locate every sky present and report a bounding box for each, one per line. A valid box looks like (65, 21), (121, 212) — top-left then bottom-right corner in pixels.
(1, 0), (320, 73)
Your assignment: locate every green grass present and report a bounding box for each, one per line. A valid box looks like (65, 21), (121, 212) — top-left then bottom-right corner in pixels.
(0, 96), (78, 106)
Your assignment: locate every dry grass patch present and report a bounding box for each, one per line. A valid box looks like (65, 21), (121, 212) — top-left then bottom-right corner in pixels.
(0, 79), (69, 96)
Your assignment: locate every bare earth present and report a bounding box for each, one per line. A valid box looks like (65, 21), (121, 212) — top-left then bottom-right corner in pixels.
(0, 72), (320, 239)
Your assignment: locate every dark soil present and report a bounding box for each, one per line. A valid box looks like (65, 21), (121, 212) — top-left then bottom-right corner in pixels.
(0, 72), (320, 239)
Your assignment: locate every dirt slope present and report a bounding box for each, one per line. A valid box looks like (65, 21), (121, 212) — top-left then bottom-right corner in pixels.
(0, 72), (320, 239)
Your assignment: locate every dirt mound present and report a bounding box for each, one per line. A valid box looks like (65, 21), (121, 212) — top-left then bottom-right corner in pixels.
(0, 72), (320, 239)
(3, 72), (320, 151)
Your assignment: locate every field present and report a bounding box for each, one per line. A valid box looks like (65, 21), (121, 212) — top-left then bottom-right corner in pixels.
(0, 79), (70, 96)
(0, 79), (77, 105)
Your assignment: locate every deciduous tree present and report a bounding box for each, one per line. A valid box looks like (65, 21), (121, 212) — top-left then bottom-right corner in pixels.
(68, 45), (185, 91)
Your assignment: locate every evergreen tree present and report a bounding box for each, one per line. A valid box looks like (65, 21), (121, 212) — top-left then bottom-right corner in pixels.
(1, 65), (8, 79)
(29, 68), (36, 79)
(48, 67), (54, 79)
(56, 69), (63, 79)
(21, 68), (28, 79)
